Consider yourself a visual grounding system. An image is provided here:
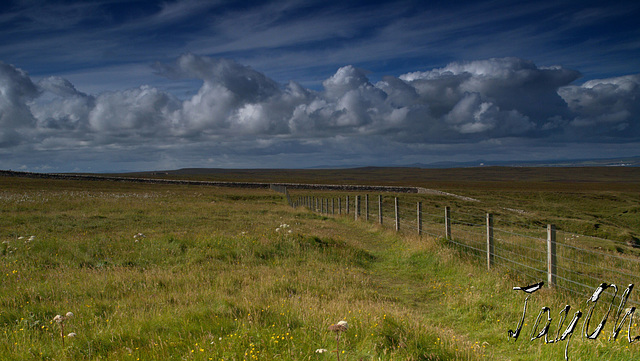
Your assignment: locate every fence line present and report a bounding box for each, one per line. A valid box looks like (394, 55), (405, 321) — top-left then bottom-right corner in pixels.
(285, 189), (640, 307)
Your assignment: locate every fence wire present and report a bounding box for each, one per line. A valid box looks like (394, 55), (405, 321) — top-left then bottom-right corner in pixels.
(290, 192), (640, 306)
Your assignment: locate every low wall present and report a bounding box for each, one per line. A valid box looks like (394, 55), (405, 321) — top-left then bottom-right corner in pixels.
(0, 170), (418, 193)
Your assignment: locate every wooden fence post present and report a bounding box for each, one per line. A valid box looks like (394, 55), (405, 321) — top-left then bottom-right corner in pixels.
(378, 195), (383, 225)
(547, 224), (557, 287)
(355, 195), (360, 220)
(395, 197), (400, 232)
(417, 202), (422, 236)
(346, 196), (350, 214)
(331, 198), (335, 215)
(486, 213), (494, 270)
(445, 206), (451, 240)
(338, 197), (342, 215)
(365, 194), (369, 221)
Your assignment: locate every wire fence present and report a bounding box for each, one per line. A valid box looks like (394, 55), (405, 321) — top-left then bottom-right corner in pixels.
(288, 191), (640, 307)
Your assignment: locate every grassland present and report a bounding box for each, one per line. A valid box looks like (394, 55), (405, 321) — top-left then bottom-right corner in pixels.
(126, 166), (640, 243)
(1, 173), (639, 360)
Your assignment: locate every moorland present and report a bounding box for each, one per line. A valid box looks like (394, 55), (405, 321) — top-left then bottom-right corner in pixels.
(1, 167), (639, 360)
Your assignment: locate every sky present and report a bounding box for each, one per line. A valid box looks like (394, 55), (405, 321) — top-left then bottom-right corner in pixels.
(0, 0), (639, 172)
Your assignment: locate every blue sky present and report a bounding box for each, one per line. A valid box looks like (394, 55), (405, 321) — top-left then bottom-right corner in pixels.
(1, 0), (639, 172)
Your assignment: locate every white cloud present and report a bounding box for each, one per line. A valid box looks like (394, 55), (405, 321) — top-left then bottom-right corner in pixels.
(0, 56), (639, 170)
(88, 86), (180, 136)
(400, 57), (580, 127)
(559, 74), (640, 135)
(31, 76), (94, 131)
(0, 61), (39, 146)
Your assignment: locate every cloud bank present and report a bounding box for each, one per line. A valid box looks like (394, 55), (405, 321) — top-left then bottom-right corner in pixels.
(1, 55), (639, 171)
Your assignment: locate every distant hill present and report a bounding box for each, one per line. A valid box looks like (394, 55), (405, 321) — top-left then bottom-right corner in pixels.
(306, 156), (640, 169)
(409, 156), (640, 168)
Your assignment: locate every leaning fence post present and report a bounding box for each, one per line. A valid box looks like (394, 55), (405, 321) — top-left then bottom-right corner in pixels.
(445, 206), (451, 240)
(547, 224), (557, 287)
(417, 202), (422, 236)
(355, 195), (360, 221)
(486, 213), (494, 270)
(378, 195), (383, 225)
(395, 197), (400, 232)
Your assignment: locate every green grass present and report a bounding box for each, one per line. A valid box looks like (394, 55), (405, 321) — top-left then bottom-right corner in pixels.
(1, 176), (639, 360)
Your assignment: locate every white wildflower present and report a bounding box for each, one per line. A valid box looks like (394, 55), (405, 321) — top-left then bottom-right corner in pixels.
(53, 314), (64, 323)
(337, 320), (349, 330)
(65, 311), (74, 319)
(67, 332), (76, 338)
(29, 236), (36, 241)
(315, 348), (328, 353)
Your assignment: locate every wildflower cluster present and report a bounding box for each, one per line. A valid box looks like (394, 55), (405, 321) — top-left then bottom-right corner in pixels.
(275, 223), (292, 233)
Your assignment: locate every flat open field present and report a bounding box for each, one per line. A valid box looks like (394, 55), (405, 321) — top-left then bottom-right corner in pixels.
(1, 169), (639, 360)
(126, 166), (640, 191)
(127, 166), (640, 244)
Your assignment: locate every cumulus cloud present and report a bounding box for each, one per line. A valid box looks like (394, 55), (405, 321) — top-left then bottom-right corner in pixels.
(400, 57), (580, 136)
(559, 74), (640, 137)
(89, 86), (180, 136)
(31, 76), (94, 131)
(0, 61), (39, 146)
(0, 55), (638, 170)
